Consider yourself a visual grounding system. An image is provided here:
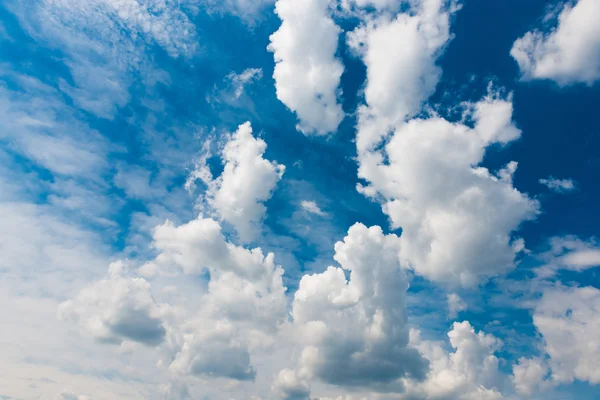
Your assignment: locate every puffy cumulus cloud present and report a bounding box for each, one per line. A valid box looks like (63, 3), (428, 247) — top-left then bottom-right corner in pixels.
(358, 92), (539, 286)
(447, 293), (466, 319)
(60, 214), (289, 384)
(144, 216), (288, 381)
(511, 0), (600, 86)
(347, 0), (459, 152)
(347, 0), (538, 287)
(272, 369), (311, 400)
(284, 224), (428, 392)
(536, 236), (600, 278)
(146, 215), (287, 284)
(187, 122), (285, 242)
(538, 176), (576, 193)
(404, 321), (505, 399)
(268, 0), (344, 135)
(512, 357), (550, 396)
(58, 261), (167, 346)
(533, 285), (600, 384)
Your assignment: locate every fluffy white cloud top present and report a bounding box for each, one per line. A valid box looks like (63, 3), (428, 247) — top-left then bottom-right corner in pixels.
(58, 261), (167, 346)
(511, 0), (600, 86)
(346, 1), (539, 287)
(405, 321), (505, 399)
(187, 122), (285, 242)
(348, 0), (458, 153)
(280, 223), (428, 394)
(358, 91), (539, 286)
(268, 0), (345, 135)
(145, 216), (288, 381)
(62, 215), (289, 384)
(272, 368), (311, 400)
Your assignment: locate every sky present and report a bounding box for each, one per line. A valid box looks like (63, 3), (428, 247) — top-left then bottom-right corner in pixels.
(0, 0), (599, 399)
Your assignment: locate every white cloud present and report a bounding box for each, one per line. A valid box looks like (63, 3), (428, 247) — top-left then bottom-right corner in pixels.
(512, 357), (550, 396)
(347, 1), (539, 288)
(37, 0), (197, 58)
(58, 59), (131, 120)
(539, 176), (576, 193)
(283, 223), (428, 391)
(51, 214), (290, 392)
(272, 369), (311, 400)
(44, 210), (291, 396)
(0, 82), (112, 179)
(268, 0), (344, 135)
(143, 216), (289, 381)
(404, 321), (505, 399)
(447, 293), (467, 318)
(188, 122), (285, 242)
(0, 204), (162, 399)
(536, 236), (600, 277)
(511, 0), (600, 86)
(358, 91), (539, 286)
(300, 200), (327, 216)
(227, 68), (263, 99)
(58, 261), (168, 346)
(533, 285), (600, 384)
(0, 202), (109, 297)
(347, 0), (459, 153)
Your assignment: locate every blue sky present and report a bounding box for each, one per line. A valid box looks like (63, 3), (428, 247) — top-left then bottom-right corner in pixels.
(1, 0), (599, 399)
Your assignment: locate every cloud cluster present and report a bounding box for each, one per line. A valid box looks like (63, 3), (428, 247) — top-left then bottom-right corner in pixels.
(63, 215), (289, 384)
(269, 0), (345, 135)
(405, 321), (505, 399)
(279, 223), (428, 396)
(4, 0), (599, 398)
(343, 1), (540, 287)
(59, 261), (167, 346)
(511, 0), (600, 86)
(359, 92), (539, 286)
(348, 0), (458, 152)
(145, 216), (288, 380)
(187, 122), (285, 242)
